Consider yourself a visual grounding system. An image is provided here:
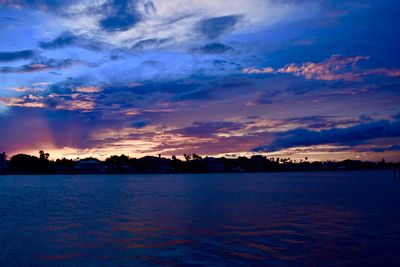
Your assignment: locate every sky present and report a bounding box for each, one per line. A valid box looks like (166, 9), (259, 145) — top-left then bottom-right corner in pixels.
(0, 0), (400, 161)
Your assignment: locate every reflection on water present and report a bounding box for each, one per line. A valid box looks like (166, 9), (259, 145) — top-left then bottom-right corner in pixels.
(1, 171), (400, 266)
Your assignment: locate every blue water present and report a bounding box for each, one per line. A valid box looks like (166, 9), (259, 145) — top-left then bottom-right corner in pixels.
(1, 171), (400, 266)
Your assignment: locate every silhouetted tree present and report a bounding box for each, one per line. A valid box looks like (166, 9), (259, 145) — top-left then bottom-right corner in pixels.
(39, 150), (50, 161)
(192, 154), (202, 160)
(105, 155), (130, 172)
(53, 158), (76, 173)
(9, 154), (41, 173)
(183, 154), (191, 162)
(80, 157), (101, 162)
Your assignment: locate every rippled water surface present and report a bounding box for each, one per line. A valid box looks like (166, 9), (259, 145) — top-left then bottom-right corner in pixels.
(1, 171), (400, 266)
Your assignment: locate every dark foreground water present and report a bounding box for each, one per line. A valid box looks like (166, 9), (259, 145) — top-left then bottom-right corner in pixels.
(1, 171), (400, 266)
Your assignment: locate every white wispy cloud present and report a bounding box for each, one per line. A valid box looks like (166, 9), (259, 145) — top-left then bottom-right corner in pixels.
(53, 0), (318, 48)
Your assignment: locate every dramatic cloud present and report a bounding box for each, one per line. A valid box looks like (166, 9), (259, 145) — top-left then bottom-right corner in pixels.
(31, 0), (307, 49)
(1, 0), (400, 161)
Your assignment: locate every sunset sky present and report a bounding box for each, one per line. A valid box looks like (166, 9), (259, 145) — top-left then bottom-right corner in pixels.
(1, 0), (400, 161)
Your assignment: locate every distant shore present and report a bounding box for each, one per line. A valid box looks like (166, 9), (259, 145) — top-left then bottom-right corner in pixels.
(1, 152), (399, 175)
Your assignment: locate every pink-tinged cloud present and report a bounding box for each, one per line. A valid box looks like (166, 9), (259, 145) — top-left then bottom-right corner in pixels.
(73, 86), (102, 93)
(48, 93), (96, 111)
(277, 55), (369, 81)
(243, 55), (400, 81)
(361, 68), (400, 77)
(0, 91), (97, 111)
(242, 67), (274, 74)
(0, 95), (45, 108)
(55, 99), (96, 111)
(12, 86), (44, 93)
(0, 59), (81, 73)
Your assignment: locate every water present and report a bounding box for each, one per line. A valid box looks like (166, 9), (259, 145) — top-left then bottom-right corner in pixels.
(1, 171), (400, 266)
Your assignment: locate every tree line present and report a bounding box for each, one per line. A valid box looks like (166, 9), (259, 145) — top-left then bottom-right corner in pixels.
(0, 151), (398, 174)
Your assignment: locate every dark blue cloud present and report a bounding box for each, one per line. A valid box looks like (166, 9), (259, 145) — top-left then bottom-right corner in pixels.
(370, 144), (400, 153)
(39, 33), (101, 50)
(131, 119), (151, 128)
(171, 77), (250, 101)
(393, 113), (400, 120)
(100, 13), (141, 32)
(131, 38), (170, 50)
(174, 89), (211, 101)
(1, 0), (143, 32)
(196, 15), (242, 39)
(129, 81), (202, 95)
(0, 58), (79, 73)
(39, 33), (77, 49)
(110, 54), (123, 61)
(254, 120), (400, 152)
(99, 0), (143, 32)
(0, 50), (35, 62)
(250, 91), (282, 105)
(143, 1), (155, 14)
(284, 116), (364, 129)
(0, 16), (18, 21)
(192, 43), (233, 54)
